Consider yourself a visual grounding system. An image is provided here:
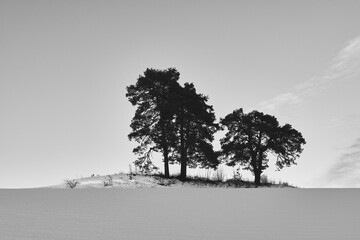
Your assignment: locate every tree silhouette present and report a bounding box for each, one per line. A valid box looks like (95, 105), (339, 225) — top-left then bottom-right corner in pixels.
(220, 109), (306, 185)
(172, 83), (219, 180)
(126, 68), (180, 177)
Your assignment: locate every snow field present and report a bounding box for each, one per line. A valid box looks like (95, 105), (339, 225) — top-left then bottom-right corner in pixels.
(0, 188), (359, 240)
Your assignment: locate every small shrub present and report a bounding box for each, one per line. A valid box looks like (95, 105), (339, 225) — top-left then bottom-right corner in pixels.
(103, 175), (113, 187)
(226, 179), (243, 188)
(158, 180), (169, 186)
(157, 177), (176, 187)
(278, 180), (290, 187)
(65, 179), (80, 189)
(134, 159), (159, 175)
(260, 174), (269, 184)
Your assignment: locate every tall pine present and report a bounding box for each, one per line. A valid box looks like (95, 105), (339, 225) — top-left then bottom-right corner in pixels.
(126, 68), (180, 177)
(173, 83), (219, 180)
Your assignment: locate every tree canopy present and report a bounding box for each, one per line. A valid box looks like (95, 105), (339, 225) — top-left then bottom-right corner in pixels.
(172, 83), (219, 180)
(126, 68), (180, 177)
(220, 109), (306, 185)
(126, 68), (219, 179)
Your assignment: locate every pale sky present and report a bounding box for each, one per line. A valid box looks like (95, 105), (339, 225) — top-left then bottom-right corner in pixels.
(1, 0), (360, 188)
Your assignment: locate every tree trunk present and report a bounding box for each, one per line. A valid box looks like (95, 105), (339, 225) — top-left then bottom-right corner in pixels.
(160, 116), (170, 178)
(250, 153), (261, 186)
(180, 157), (187, 181)
(254, 149), (264, 186)
(179, 111), (187, 181)
(163, 147), (170, 178)
(254, 170), (261, 186)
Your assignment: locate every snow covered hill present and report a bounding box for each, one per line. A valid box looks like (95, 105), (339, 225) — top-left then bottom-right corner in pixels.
(53, 173), (295, 189)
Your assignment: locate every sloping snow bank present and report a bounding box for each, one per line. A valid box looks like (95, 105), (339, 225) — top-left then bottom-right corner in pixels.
(0, 188), (359, 240)
(55, 173), (295, 189)
(55, 174), (184, 188)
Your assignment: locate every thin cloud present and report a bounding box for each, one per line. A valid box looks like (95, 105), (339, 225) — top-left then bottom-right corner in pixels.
(324, 138), (360, 187)
(324, 114), (360, 130)
(326, 36), (360, 79)
(258, 92), (301, 111)
(258, 36), (360, 111)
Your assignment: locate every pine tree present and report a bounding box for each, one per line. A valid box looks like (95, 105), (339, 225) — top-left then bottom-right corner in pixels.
(220, 109), (306, 185)
(173, 83), (219, 180)
(126, 68), (180, 177)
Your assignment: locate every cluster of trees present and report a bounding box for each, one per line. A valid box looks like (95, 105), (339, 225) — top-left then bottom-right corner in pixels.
(126, 68), (306, 185)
